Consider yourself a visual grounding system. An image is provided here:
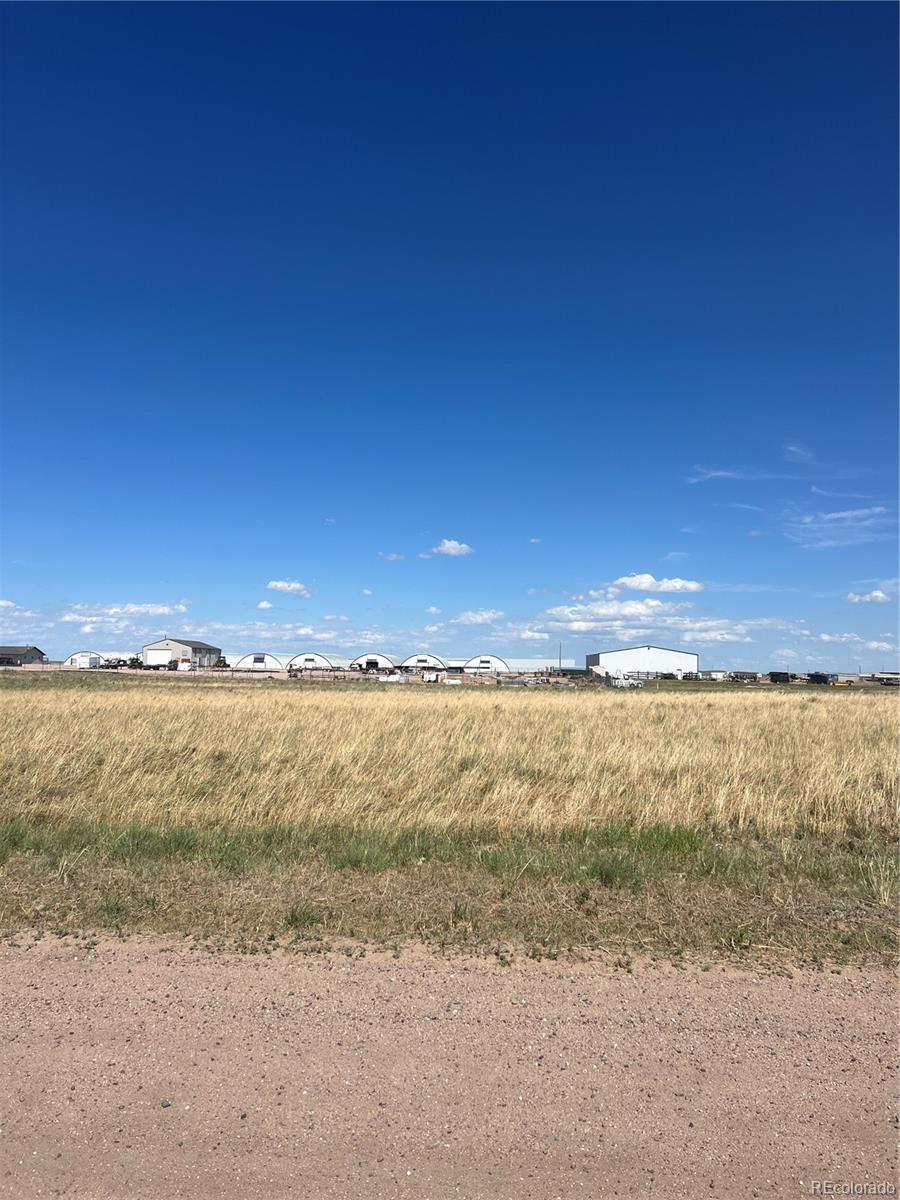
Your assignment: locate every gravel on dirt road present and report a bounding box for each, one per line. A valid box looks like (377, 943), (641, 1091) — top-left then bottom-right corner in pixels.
(1, 938), (895, 1199)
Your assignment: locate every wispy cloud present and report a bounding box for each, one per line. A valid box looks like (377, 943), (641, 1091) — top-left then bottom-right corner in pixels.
(811, 486), (873, 500)
(615, 573), (703, 594)
(727, 502), (764, 512)
(528, 537), (541, 544)
(266, 580), (311, 597)
(425, 606), (441, 615)
(782, 442), (816, 464)
(686, 465), (802, 485)
(256, 600), (272, 610)
(360, 588), (373, 597)
(783, 506), (893, 551)
(378, 552), (404, 562)
(705, 581), (796, 594)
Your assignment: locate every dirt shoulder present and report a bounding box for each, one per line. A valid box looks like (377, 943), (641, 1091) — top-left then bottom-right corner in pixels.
(1, 937), (896, 1199)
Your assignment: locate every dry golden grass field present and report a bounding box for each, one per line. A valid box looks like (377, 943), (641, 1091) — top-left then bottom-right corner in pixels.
(1, 672), (897, 961)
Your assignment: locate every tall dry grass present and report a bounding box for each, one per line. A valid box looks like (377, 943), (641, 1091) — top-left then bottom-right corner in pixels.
(3, 684), (896, 834)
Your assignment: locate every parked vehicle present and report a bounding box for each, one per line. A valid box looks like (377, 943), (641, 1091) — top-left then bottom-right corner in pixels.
(611, 674), (643, 689)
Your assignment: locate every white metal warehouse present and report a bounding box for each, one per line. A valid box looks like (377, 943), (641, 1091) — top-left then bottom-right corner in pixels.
(586, 644), (699, 678)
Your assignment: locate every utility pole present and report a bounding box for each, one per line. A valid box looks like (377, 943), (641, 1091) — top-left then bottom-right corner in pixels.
(558, 641), (562, 671)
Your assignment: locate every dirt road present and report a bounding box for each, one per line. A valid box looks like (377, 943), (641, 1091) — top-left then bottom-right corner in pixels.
(1, 938), (895, 1199)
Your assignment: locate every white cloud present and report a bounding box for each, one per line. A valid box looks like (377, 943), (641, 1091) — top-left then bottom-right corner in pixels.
(542, 598), (668, 633)
(0, 599), (15, 608)
(108, 603), (187, 616)
(324, 614), (350, 622)
(519, 629), (549, 641)
(378, 552), (404, 562)
(686, 466), (802, 485)
(662, 551), (689, 562)
(529, 537), (541, 544)
(425, 606), (441, 615)
(266, 580), (311, 597)
(423, 624), (441, 634)
(747, 530), (768, 538)
(865, 641), (896, 653)
(450, 609), (504, 625)
(60, 602), (187, 623)
(818, 633), (863, 644)
(679, 630), (753, 644)
(774, 649), (799, 659)
(256, 600), (273, 610)
(783, 442), (816, 464)
(430, 538), (473, 557)
(811, 487), (872, 499)
(845, 590), (890, 605)
(783, 506), (893, 551)
(360, 588), (373, 597)
(615, 573), (703, 594)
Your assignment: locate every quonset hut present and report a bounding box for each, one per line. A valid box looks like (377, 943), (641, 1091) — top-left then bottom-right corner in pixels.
(400, 652), (448, 671)
(231, 652), (286, 671)
(64, 651), (106, 669)
(284, 652), (352, 671)
(350, 652), (401, 672)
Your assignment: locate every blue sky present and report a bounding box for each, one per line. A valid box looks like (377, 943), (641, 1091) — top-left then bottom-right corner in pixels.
(1, 3), (897, 669)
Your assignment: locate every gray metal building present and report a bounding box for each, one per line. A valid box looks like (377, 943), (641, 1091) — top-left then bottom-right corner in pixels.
(141, 638), (222, 668)
(0, 645), (47, 666)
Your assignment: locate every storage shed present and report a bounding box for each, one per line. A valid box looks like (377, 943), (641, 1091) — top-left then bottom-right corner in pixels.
(284, 652), (352, 671)
(64, 650), (106, 669)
